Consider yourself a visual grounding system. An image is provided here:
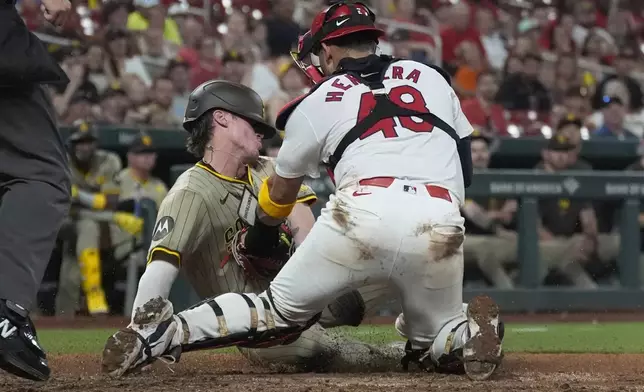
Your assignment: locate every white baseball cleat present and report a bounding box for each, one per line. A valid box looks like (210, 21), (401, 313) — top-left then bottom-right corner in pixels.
(102, 297), (180, 377)
(462, 295), (502, 381)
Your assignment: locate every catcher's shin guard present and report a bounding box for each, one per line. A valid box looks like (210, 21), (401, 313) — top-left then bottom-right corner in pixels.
(179, 289), (321, 353)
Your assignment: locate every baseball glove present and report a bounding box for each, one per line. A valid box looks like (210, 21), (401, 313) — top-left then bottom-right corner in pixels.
(229, 223), (296, 280)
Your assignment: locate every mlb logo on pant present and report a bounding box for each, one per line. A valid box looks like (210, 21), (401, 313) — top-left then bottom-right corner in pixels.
(403, 185), (417, 194)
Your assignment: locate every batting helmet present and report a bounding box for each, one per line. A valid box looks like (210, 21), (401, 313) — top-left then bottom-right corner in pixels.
(67, 120), (98, 144)
(183, 80), (276, 138)
(299, 1), (384, 60)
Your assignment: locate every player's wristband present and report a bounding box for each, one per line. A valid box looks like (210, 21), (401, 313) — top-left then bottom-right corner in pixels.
(77, 189), (107, 210)
(258, 180), (295, 219)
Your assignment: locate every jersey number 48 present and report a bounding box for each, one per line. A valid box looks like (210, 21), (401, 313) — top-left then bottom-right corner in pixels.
(357, 85), (434, 139)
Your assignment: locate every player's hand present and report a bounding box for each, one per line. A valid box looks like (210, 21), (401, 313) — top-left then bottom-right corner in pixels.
(40, 0), (72, 27)
(113, 212), (144, 236)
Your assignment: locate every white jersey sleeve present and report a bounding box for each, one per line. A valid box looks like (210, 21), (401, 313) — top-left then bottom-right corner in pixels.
(275, 106), (323, 179)
(451, 88), (474, 139)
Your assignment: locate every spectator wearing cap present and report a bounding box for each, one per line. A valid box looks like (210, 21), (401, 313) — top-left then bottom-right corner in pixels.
(556, 114), (592, 170)
(439, 1), (486, 73)
(461, 71), (509, 136)
(461, 130), (517, 289)
(127, 0), (182, 46)
(535, 134), (599, 288)
(167, 58), (192, 123)
(263, 0), (301, 58)
(496, 53), (552, 113)
(115, 133), (168, 212)
(104, 28), (152, 87)
(593, 45), (643, 112)
(593, 96), (638, 140)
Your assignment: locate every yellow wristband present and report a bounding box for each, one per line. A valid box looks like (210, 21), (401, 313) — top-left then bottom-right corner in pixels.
(92, 193), (107, 210)
(258, 180), (295, 219)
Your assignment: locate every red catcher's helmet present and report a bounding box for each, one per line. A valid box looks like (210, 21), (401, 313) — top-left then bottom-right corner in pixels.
(299, 1), (384, 60)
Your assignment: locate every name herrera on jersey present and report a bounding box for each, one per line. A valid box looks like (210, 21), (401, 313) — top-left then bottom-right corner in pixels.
(325, 65), (421, 103)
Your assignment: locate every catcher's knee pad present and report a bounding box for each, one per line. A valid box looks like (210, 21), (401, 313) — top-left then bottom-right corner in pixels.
(320, 290), (365, 328)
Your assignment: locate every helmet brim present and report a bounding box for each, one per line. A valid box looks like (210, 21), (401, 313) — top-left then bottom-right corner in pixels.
(183, 112), (276, 139)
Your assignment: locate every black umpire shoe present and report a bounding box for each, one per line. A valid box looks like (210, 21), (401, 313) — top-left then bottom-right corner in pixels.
(0, 299), (50, 381)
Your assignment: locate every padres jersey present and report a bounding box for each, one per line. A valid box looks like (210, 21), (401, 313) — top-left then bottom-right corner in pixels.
(70, 149), (122, 194)
(147, 157), (317, 298)
(275, 59), (473, 205)
(115, 168), (168, 209)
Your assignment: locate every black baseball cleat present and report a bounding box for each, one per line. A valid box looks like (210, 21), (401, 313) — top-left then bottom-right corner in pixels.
(0, 299), (50, 381)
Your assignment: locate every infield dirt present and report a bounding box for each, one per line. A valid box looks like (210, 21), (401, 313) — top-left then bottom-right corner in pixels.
(1, 352), (644, 392)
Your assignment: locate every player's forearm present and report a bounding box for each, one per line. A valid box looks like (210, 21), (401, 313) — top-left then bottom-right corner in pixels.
(76, 209), (115, 222)
(286, 203), (315, 246)
(131, 260), (179, 321)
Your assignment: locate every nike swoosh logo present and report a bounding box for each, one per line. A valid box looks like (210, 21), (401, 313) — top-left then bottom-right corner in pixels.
(220, 192), (229, 205)
(352, 191), (372, 197)
(336, 18), (350, 26)
(360, 72), (377, 77)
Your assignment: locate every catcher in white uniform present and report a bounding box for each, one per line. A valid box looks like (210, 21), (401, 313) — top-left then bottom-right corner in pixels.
(102, 0), (503, 381)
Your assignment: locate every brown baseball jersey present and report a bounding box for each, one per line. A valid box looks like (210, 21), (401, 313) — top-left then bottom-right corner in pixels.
(147, 157), (317, 298)
(115, 168), (168, 208)
(70, 149), (122, 194)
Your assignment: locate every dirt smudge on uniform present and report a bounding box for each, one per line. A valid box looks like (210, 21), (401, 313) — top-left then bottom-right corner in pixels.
(416, 223), (463, 262)
(331, 199), (374, 260)
(332, 199), (352, 231)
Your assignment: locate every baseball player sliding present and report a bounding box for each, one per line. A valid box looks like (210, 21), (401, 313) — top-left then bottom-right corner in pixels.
(102, 1), (503, 381)
(103, 80), (398, 372)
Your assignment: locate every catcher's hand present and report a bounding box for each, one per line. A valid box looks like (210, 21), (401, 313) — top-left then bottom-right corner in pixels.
(230, 223), (295, 280)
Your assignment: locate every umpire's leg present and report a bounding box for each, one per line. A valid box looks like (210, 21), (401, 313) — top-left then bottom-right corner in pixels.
(0, 177), (69, 381)
(0, 178), (70, 310)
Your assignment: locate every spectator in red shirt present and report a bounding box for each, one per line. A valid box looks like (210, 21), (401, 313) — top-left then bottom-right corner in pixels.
(461, 71), (509, 135)
(189, 37), (221, 89)
(440, 1), (486, 73)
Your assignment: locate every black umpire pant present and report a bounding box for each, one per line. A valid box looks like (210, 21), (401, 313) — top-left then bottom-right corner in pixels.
(0, 85), (71, 311)
(0, 5), (71, 311)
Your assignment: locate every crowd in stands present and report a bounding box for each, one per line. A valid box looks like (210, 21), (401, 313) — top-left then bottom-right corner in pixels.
(23, 0), (644, 315)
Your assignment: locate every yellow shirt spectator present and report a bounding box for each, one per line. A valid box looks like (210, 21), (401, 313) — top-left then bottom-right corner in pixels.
(127, 11), (182, 46)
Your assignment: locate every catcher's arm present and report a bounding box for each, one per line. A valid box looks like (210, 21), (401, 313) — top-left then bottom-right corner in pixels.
(285, 202), (315, 246)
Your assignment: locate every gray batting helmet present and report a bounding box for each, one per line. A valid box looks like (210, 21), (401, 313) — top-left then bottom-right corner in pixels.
(183, 80), (276, 138)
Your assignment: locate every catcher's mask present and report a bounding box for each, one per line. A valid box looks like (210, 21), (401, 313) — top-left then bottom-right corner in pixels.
(291, 1), (384, 84)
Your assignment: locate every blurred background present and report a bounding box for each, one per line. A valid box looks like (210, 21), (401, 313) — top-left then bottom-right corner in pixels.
(27, 0), (644, 317)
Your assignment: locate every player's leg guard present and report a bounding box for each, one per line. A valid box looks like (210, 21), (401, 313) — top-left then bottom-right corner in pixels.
(177, 288), (321, 353)
(78, 248), (109, 315)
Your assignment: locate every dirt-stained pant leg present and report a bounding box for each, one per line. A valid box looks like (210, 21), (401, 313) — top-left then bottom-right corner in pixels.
(464, 235), (516, 288)
(540, 236), (597, 288)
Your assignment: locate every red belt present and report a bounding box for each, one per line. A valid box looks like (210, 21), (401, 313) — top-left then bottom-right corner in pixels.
(358, 177), (452, 203)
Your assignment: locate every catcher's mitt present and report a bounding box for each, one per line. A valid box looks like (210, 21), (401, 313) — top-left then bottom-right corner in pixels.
(229, 223), (296, 280)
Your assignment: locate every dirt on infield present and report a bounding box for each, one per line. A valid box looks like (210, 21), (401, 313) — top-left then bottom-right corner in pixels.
(2, 352), (644, 392)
